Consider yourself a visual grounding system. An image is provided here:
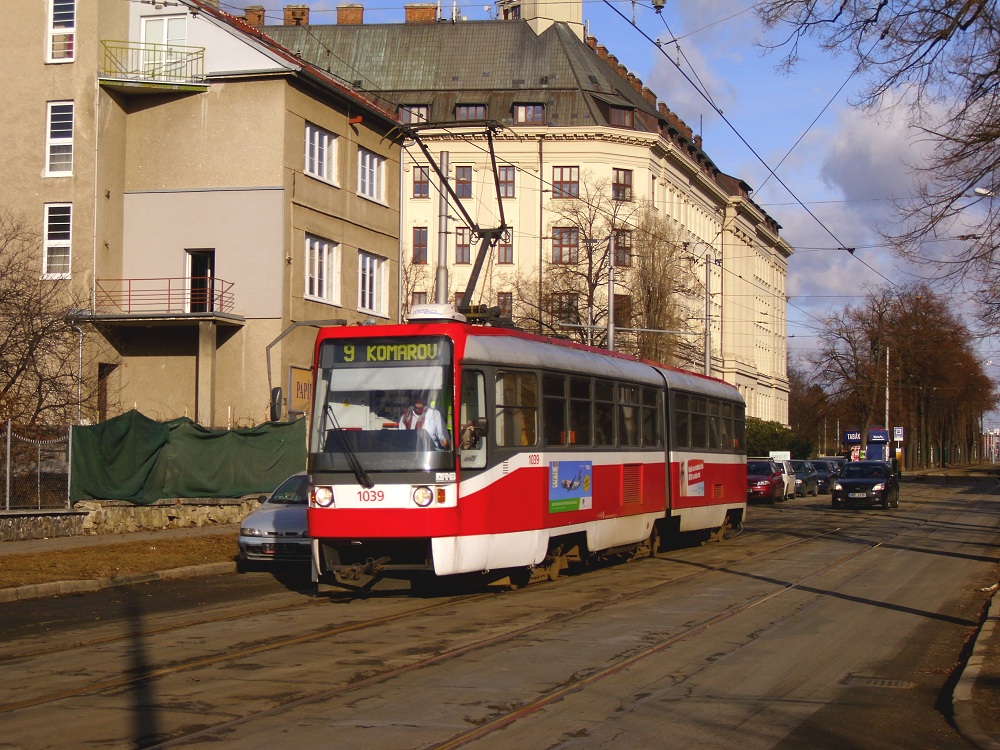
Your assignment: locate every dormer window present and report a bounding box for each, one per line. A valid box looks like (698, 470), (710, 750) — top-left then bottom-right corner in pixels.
(455, 104), (487, 121)
(400, 105), (428, 124)
(609, 107), (634, 128)
(513, 104), (544, 124)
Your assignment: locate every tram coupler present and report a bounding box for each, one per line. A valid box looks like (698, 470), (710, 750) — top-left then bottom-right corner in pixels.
(332, 556), (391, 594)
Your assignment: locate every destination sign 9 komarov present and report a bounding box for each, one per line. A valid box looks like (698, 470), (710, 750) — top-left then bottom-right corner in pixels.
(320, 337), (450, 368)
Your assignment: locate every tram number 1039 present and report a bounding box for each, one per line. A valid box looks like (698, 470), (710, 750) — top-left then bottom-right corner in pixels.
(357, 489), (386, 502)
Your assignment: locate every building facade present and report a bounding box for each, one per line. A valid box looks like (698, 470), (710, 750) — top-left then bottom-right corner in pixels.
(1, 0), (401, 427)
(261, 0), (792, 423)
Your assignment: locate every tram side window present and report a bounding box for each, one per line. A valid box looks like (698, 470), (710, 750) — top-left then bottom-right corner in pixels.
(618, 385), (640, 447)
(642, 388), (660, 447)
(708, 399), (723, 449)
(672, 392), (690, 449)
(543, 373), (567, 446)
(733, 403), (745, 451)
(495, 371), (538, 446)
(690, 396), (708, 449)
(594, 380), (615, 446)
(569, 377), (592, 446)
(719, 401), (733, 450)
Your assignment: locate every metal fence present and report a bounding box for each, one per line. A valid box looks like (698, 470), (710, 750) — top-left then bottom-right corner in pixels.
(3, 422), (70, 510)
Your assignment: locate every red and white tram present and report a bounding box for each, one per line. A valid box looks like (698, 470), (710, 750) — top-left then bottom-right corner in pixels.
(305, 305), (746, 591)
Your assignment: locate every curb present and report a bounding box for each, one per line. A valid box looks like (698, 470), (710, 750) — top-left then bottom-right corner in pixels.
(0, 561), (237, 604)
(953, 584), (1000, 750)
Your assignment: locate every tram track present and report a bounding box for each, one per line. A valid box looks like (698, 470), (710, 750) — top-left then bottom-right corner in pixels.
(150, 510), (907, 749)
(1, 484), (964, 744)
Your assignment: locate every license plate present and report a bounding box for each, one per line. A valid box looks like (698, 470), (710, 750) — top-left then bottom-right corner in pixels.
(848, 492), (868, 499)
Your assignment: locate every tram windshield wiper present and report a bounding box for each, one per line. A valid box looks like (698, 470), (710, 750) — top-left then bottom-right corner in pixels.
(325, 404), (374, 489)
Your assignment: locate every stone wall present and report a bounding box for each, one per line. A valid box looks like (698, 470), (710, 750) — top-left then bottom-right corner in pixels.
(0, 497), (262, 542)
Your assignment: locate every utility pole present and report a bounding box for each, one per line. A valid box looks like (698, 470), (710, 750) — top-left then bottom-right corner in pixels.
(704, 252), (711, 376)
(607, 231), (615, 351)
(436, 151), (449, 304)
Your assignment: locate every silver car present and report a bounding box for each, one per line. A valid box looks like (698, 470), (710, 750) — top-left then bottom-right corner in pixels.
(238, 473), (310, 563)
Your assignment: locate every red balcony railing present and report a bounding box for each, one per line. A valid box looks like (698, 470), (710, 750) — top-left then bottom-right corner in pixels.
(94, 277), (235, 315)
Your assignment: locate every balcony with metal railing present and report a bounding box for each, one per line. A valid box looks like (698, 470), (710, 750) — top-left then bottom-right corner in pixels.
(100, 41), (207, 92)
(93, 277), (238, 318)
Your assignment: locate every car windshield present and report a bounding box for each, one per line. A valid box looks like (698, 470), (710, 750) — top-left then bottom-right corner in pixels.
(842, 464), (886, 479)
(748, 461), (773, 473)
(266, 475), (309, 505)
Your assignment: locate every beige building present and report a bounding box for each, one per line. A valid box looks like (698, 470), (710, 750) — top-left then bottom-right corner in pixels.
(262, 0), (792, 423)
(1, 0), (401, 427)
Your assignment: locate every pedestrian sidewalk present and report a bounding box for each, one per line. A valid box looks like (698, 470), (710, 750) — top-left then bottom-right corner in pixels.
(0, 524), (239, 603)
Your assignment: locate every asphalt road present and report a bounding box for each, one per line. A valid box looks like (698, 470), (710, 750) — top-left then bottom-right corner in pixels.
(1, 479), (997, 750)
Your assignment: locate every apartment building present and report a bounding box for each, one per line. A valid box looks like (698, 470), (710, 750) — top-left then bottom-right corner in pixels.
(1, 0), (401, 427)
(260, 0), (792, 424)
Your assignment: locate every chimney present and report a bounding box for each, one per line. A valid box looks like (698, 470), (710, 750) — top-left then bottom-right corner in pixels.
(642, 86), (656, 105)
(404, 4), (438, 23)
(586, 35), (597, 51)
(338, 4), (364, 24)
(284, 4), (309, 25)
(596, 45), (609, 63)
(244, 5), (265, 26)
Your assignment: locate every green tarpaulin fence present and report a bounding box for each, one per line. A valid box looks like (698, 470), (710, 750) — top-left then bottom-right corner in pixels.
(70, 410), (307, 504)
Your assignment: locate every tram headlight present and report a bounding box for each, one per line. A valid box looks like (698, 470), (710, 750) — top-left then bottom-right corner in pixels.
(312, 485), (335, 508)
(413, 486), (434, 507)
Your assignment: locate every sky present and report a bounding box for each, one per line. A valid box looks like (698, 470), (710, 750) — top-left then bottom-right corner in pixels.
(226, 0), (999, 412)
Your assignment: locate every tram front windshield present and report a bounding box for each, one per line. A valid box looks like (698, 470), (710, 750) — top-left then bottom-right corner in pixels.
(310, 336), (454, 473)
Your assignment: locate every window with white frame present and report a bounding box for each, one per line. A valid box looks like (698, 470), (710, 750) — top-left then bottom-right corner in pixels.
(357, 148), (386, 202)
(304, 123), (338, 184)
(48, 0), (75, 63)
(358, 251), (387, 315)
(141, 15), (187, 80)
(43, 203), (72, 278)
(46, 101), (74, 176)
(305, 234), (341, 305)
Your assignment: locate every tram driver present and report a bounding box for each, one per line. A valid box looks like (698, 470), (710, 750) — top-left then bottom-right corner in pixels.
(398, 394), (450, 449)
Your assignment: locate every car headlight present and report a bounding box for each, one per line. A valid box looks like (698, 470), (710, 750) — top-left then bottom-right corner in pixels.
(413, 486), (433, 507)
(312, 485), (335, 507)
(833, 483), (842, 491)
(872, 483), (885, 492)
(241, 527), (264, 537)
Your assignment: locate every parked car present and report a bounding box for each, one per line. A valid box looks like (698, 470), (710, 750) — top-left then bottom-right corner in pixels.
(831, 461), (900, 509)
(747, 458), (783, 504)
(820, 456), (848, 476)
(238, 473), (311, 564)
(773, 459), (796, 500)
(811, 460), (835, 494)
(790, 460), (819, 496)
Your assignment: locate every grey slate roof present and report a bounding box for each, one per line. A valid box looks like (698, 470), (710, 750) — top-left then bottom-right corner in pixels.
(264, 20), (662, 131)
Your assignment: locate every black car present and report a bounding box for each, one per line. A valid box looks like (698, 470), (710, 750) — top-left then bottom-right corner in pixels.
(790, 460), (819, 496)
(831, 461), (900, 509)
(811, 460), (835, 494)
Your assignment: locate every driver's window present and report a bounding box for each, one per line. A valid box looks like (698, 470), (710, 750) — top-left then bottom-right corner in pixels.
(459, 370), (487, 468)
